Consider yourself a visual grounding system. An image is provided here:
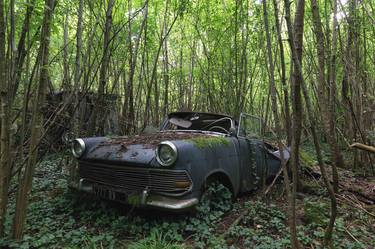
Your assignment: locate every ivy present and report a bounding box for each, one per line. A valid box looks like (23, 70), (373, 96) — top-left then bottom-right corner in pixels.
(0, 154), (373, 248)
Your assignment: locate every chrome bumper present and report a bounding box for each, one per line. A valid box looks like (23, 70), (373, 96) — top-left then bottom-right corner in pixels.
(145, 195), (198, 210)
(70, 178), (198, 210)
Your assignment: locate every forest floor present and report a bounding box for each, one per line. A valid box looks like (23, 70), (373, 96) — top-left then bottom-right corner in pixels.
(0, 152), (374, 249)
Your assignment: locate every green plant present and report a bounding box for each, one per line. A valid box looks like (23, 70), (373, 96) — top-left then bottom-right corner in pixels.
(128, 231), (184, 249)
(2, 153), (374, 249)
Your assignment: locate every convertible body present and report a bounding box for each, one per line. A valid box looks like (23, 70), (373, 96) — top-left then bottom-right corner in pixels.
(70, 112), (289, 210)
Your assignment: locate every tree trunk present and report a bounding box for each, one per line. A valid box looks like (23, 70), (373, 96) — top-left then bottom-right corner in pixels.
(310, 0), (343, 192)
(329, 0), (338, 144)
(73, 0), (83, 132)
(0, 0), (11, 237)
(272, 0), (291, 145)
(74, 0), (83, 89)
(143, 0), (179, 129)
(187, 41), (195, 111)
(178, 45), (184, 111)
(261, 3), (293, 248)
(123, 0), (133, 134)
(301, 77), (338, 249)
(162, 22), (169, 118)
(10, 0), (35, 103)
(12, 0), (55, 239)
(62, 11), (70, 90)
(90, 0), (114, 135)
(283, 0), (306, 247)
(309, 2), (339, 245)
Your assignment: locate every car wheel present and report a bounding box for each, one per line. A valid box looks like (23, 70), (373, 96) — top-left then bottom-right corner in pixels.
(196, 180), (233, 215)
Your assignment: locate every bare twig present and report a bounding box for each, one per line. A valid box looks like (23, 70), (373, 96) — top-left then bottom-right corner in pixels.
(344, 227), (365, 248)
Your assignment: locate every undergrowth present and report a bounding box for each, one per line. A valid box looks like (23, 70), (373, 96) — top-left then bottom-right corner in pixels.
(0, 153), (373, 248)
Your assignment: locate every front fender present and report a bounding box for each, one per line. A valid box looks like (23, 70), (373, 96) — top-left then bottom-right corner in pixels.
(172, 136), (240, 197)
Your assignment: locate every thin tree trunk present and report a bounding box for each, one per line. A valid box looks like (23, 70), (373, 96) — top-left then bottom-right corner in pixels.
(11, 0), (35, 102)
(9, 0), (15, 89)
(162, 23), (169, 118)
(124, 0), (148, 134)
(302, 79), (338, 249)
(178, 45), (184, 111)
(63, 11), (70, 90)
(0, 0), (11, 237)
(154, 72), (159, 125)
(123, 0), (133, 134)
(73, 0), (84, 134)
(329, 0), (338, 142)
(310, 0), (339, 244)
(91, 0), (114, 135)
(261, 5), (292, 249)
(143, 0), (179, 129)
(283, 0), (306, 247)
(342, 0), (356, 146)
(19, 0), (32, 179)
(272, 0), (291, 145)
(12, 0), (55, 239)
(74, 0), (84, 89)
(310, 0), (343, 192)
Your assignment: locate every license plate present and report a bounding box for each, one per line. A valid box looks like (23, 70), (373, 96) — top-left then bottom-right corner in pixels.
(93, 185), (118, 201)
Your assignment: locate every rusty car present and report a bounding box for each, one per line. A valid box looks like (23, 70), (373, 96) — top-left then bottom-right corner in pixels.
(69, 112), (289, 210)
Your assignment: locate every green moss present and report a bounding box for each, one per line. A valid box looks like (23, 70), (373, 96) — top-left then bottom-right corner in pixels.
(299, 149), (316, 168)
(188, 136), (230, 149)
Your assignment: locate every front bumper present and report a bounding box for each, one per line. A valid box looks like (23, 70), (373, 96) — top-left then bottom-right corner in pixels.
(146, 195), (198, 210)
(70, 178), (199, 210)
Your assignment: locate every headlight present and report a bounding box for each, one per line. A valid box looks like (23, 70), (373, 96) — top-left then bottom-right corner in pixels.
(71, 138), (86, 158)
(156, 141), (178, 166)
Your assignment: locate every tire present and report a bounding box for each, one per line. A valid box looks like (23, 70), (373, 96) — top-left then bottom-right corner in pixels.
(197, 180), (233, 214)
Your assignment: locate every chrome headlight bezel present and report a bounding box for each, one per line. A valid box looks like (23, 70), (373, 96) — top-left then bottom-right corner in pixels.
(71, 138), (86, 158)
(156, 141), (178, 167)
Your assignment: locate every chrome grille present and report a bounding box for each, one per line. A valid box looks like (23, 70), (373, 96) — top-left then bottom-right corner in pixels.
(78, 162), (192, 196)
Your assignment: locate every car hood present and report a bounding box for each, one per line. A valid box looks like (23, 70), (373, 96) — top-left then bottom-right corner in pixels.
(78, 132), (213, 166)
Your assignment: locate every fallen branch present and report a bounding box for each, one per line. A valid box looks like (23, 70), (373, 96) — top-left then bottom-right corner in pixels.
(337, 194), (375, 219)
(350, 143), (375, 154)
(264, 167), (283, 195)
(216, 209), (249, 241)
(223, 211), (248, 239)
(303, 165), (375, 203)
(344, 227), (365, 247)
(263, 129), (290, 195)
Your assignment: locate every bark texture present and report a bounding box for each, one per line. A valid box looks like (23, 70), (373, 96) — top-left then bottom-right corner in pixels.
(0, 0), (11, 237)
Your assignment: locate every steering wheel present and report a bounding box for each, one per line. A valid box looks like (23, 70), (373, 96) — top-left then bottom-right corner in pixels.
(208, 126), (230, 134)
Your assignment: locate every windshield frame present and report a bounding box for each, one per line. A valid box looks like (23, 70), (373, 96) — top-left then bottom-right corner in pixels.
(160, 112), (236, 135)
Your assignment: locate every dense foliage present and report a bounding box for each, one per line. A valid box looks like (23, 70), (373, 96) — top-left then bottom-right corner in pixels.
(0, 154), (373, 248)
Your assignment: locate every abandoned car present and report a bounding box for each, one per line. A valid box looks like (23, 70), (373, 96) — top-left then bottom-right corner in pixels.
(70, 112), (289, 210)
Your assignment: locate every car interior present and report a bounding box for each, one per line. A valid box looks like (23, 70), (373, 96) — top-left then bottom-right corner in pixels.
(162, 113), (233, 134)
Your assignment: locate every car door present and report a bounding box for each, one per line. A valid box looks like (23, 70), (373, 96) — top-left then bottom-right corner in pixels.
(236, 113), (267, 192)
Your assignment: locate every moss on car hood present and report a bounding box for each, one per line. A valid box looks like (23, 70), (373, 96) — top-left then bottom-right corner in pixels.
(100, 132), (212, 150)
(187, 136), (230, 149)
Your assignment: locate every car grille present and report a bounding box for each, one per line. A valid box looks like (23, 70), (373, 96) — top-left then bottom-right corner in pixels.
(78, 162), (192, 196)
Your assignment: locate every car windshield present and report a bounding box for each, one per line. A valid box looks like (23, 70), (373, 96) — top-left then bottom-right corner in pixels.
(161, 113), (233, 134)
